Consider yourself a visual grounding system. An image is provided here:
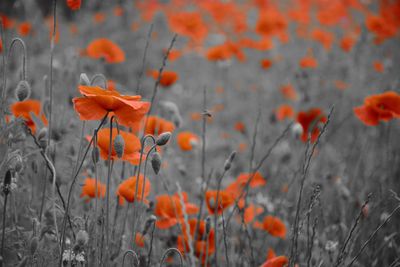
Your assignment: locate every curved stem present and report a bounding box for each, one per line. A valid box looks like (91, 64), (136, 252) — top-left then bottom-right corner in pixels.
(122, 250), (139, 267)
(159, 248), (183, 267)
(90, 74), (107, 88)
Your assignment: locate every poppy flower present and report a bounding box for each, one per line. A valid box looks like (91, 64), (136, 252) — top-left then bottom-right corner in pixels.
(262, 215), (286, 239)
(67, 0), (81, 10)
(234, 121), (246, 134)
(148, 70), (178, 87)
(353, 91), (400, 126)
(11, 99), (48, 134)
(266, 248), (276, 260)
(205, 190), (234, 215)
(296, 108), (327, 142)
(113, 6), (124, 17)
(334, 80), (349, 91)
(0, 38), (3, 53)
(95, 128), (141, 164)
(340, 36), (356, 53)
(18, 22), (32, 36)
(256, 9), (287, 37)
(116, 174), (151, 205)
(275, 105), (294, 121)
(135, 233), (145, 247)
(366, 15), (397, 44)
(261, 59), (273, 70)
(244, 204), (264, 223)
(260, 255), (289, 267)
(176, 131), (199, 151)
(0, 14), (15, 30)
(155, 193), (198, 229)
(311, 28), (334, 50)
(80, 178), (106, 202)
(299, 56), (318, 68)
(165, 49), (182, 62)
(143, 116), (175, 136)
(167, 11), (208, 44)
(93, 12), (106, 24)
(373, 61), (384, 73)
(72, 85), (150, 127)
(280, 84), (298, 101)
(85, 38), (125, 64)
(177, 219), (215, 260)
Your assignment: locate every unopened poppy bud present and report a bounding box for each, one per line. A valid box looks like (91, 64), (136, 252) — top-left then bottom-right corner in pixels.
(205, 217), (212, 235)
(3, 170), (12, 195)
(142, 215), (157, 236)
(37, 127), (48, 141)
(15, 80), (31, 101)
(92, 146), (100, 163)
(151, 152), (162, 174)
(224, 151), (236, 171)
(291, 123), (303, 139)
(156, 132), (171, 146)
(29, 236), (39, 255)
(113, 134), (124, 158)
(79, 73), (90, 86)
(76, 230), (89, 246)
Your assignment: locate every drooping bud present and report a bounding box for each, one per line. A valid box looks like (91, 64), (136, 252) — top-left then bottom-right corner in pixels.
(37, 127), (48, 149)
(113, 134), (124, 158)
(75, 230), (89, 247)
(79, 73), (90, 86)
(3, 170), (12, 195)
(142, 215), (157, 236)
(224, 151), (236, 171)
(156, 132), (171, 146)
(291, 123), (303, 139)
(205, 216), (212, 235)
(151, 152), (162, 174)
(29, 236), (39, 255)
(15, 80), (31, 101)
(92, 146), (100, 164)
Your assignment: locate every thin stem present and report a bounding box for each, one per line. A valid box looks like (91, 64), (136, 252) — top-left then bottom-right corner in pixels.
(146, 222), (156, 267)
(159, 248), (183, 267)
(213, 168), (227, 267)
(122, 250), (139, 266)
(136, 24), (153, 94)
(1, 194), (8, 262)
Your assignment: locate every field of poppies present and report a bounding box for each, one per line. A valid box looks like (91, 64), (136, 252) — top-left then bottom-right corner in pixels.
(0, 0), (399, 266)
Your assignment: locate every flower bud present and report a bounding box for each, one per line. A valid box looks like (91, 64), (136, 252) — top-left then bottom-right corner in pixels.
(79, 73), (90, 86)
(15, 80), (31, 101)
(291, 123), (303, 139)
(92, 146), (100, 164)
(156, 132), (171, 146)
(2, 170), (12, 195)
(113, 134), (124, 158)
(151, 152), (162, 174)
(142, 215), (157, 236)
(205, 216), (212, 235)
(37, 127), (48, 141)
(224, 151), (236, 171)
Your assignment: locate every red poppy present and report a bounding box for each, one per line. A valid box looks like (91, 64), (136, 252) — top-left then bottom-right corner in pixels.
(167, 11), (208, 44)
(299, 56), (318, 68)
(148, 70), (179, 87)
(260, 255), (289, 267)
(85, 38), (125, 63)
(296, 108), (327, 142)
(280, 84), (298, 101)
(67, 0), (81, 10)
(18, 22), (32, 36)
(340, 36), (356, 53)
(244, 204), (264, 224)
(80, 178), (106, 202)
(205, 190), (234, 215)
(11, 100), (48, 134)
(260, 59), (273, 70)
(354, 91), (400, 126)
(275, 104), (294, 121)
(116, 174), (151, 205)
(176, 131), (199, 151)
(73, 85), (150, 127)
(261, 215), (286, 239)
(143, 116), (175, 136)
(373, 61), (384, 73)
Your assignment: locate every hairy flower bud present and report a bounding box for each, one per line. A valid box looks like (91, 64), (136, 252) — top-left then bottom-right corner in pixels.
(151, 152), (162, 174)
(205, 216), (212, 235)
(3, 170), (12, 195)
(15, 80), (31, 101)
(224, 151), (236, 171)
(79, 73), (90, 86)
(113, 134), (124, 158)
(92, 146), (100, 164)
(156, 132), (171, 146)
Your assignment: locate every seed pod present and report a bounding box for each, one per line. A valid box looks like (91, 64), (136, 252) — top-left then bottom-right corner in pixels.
(156, 132), (171, 146)
(151, 152), (162, 174)
(142, 215), (157, 236)
(76, 230), (89, 247)
(92, 146), (100, 163)
(113, 134), (124, 158)
(37, 127), (48, 141)
(29, 237), (39, 255)
(224, 151), (236, 171)
(15, 80), (31, 101)
(79, 73), (90, 86)
(205, 216), (212, 235)
(291, 123), (303, 139)
(3, 170), (12, 195)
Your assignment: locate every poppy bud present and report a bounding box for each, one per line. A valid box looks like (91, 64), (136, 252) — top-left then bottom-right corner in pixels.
(92, 146), (100, 163)
(29, 236), (39, 255)
(15, 80), (31, 101)
(76, 230), (89, 247)
(37, 127), (48, 141)
(142, 215), (157, 236)
(224, 151), (236, 171)
(113, 134), (124, 158)
(79, 73), (90, 86)
(156, 132), (171, 146)
(151, 152), (162, 174)
(205, 216), (212, 235)
(291, 123), (303, 139)
(3, 170), (12, 195)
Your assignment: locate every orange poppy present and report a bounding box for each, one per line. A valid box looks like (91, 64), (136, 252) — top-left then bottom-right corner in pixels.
(95, 128), (141, 164)
(176, 131), (199, 151)
(275, 104), (294, 121)
(262, 215), (286, 239)
(0, 38), (3, 53)
(11, 100), (48, 134)
(256, 8), (287, 38)
(67, 0), (81, 10)
(18, 22), (32, 36)
(299, 56), (318, 68)
(80, 178), (106, 202)
(334, 80), (349, 91)
(0, 14), (15, 29)
(143, 116), (175, 136)
(85, 38), (125, 64)
(266, 248), (276, 260)
(354, 91), (400, 126)
(280, 84), (298, 101)
(155, 193), (199, 229)
(366, 15), (397, 44)
(165, 49), (182, 62)
(116, 174), (151, 205)
(244, 204), (264, 223)
(205, 190), (234, 215)
(261, 59), (273, 70)
(135, 232), (145, 247)
(93, 12), (106, 24)
(296, 108), (327, 143)
(340, 36), (356, 53)
(234, 121), (246, 134)
(311, 28), (334, 50)
(72, 85), (150, 127)
(167, 11), (208, 44)
(148, 70), (178, 87)
(260, 255), (289, 267)
(373, 61), (384, 73)
(113, 6), (124, 17)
